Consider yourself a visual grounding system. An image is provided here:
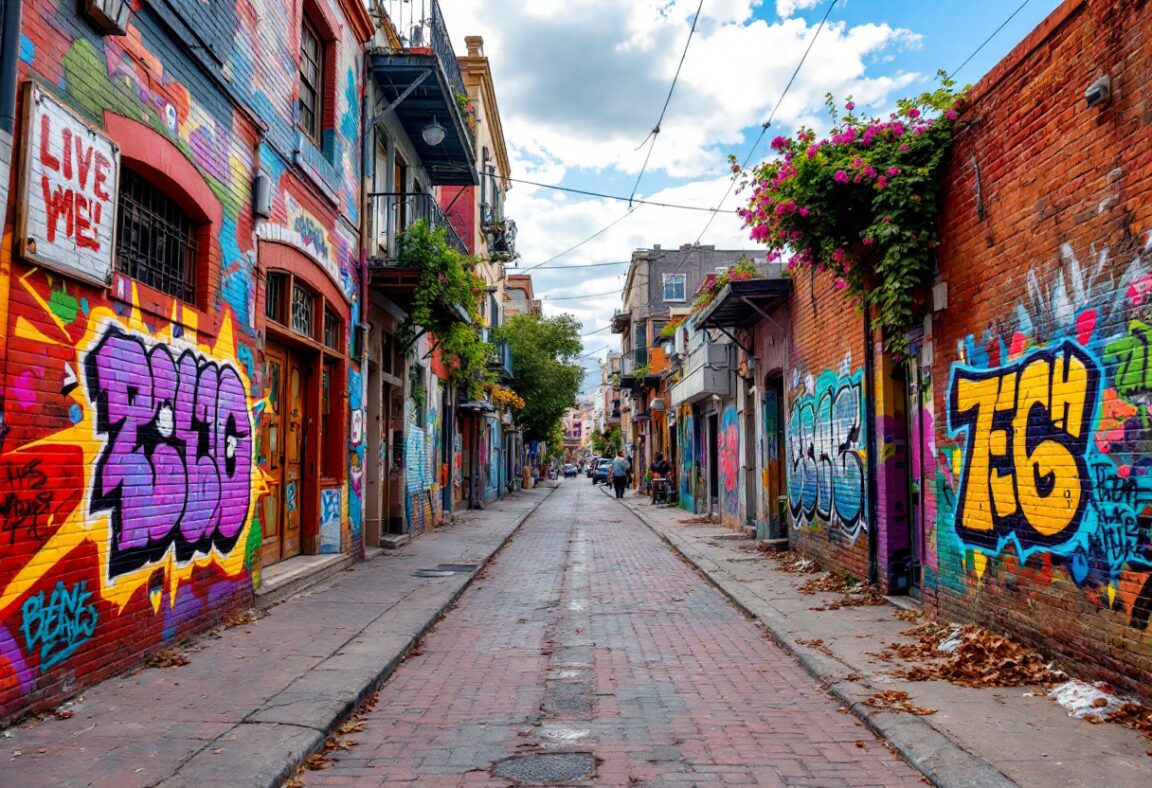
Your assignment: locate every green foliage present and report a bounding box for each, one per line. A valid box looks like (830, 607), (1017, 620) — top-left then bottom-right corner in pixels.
(398, 220), (492, 398)
(737, 74), (966, 350)
(591, 427), (622, 456)
(497, 313), (583, 442)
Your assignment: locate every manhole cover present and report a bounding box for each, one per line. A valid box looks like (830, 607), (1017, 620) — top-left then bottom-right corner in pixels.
(491, 752), (597, 784)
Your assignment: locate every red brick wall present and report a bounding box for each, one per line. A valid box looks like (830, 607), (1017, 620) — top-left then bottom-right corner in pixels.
(785, 266), (871, 582)
(928, 0), (1152, 699)
(0, 0), (366, 723)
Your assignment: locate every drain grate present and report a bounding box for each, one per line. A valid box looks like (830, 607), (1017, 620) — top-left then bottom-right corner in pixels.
(491, 752), (597, 784)
(436, 563), (479, 572)
(413, 569), (458, 578)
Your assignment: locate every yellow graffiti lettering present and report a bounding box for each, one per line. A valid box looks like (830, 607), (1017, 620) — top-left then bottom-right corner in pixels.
(948, 340), (1100, 551)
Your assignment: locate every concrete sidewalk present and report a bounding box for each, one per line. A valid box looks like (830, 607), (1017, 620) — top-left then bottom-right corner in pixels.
(0, 485), (556, 788)
(609, 488), (1152, 788)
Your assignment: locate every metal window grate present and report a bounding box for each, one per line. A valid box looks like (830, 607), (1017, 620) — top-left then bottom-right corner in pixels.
(266, 271), (287, 324)
(115, 168), (198, 302)
(324, 305), (341, 349)
(291, 284), (315, 337)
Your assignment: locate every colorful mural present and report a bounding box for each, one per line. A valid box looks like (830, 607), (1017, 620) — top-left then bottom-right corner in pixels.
(0, 274), (266, 705)
(678, 408), (696, 512)
(787, 363), (867, 542)
(719, 405), (741, 520)
(942, 240), (1152, 630)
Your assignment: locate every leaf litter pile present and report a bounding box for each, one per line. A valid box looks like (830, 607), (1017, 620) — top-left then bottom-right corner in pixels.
(877, 622), (1060, 687)
(762, 550), (820, 573)
(285, 691), (380, 785)
(798, 570), (888, 610)
(862, 690), (937, 716)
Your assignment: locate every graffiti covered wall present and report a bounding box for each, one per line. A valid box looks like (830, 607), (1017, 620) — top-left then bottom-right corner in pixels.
(928, 0), (1152, 700)
(677, 407), (697, 512)
(718, 404), (741, 526)
(0, 0), (369, 721)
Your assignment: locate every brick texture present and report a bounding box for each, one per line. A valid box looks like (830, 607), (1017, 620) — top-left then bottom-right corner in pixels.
(0, 0), (366, 723)
(927, 0), (1152, 700)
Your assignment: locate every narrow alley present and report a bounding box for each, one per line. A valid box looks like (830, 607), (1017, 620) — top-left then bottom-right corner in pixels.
(304, 482), (919, 786)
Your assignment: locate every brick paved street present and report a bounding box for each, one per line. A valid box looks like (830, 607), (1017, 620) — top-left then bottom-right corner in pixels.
(306, 482), (922, 786)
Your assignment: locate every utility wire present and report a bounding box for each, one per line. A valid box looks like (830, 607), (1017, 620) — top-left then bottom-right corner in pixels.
(690, 0), (839, 251)
(519, 208), (639, 273)
(497, 175), (731, 214)
(947, 0), (1032, 80)
(520, 259), (632, 271)
(629, 0), (707, 207)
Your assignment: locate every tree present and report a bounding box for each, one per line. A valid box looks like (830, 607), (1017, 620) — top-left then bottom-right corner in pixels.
(498, 313), (583, 442)
(591, 427), (621, 457)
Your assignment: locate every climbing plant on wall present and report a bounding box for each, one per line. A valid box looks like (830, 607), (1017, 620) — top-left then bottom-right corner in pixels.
(737, 74), (966, 349)
(397, 220), (492, 398)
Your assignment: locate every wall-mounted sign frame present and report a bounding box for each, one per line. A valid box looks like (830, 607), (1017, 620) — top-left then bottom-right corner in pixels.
(18, 82), (120, 288)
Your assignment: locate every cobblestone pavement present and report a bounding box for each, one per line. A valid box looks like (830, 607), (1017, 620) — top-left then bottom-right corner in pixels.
(306, 482), (923, 786)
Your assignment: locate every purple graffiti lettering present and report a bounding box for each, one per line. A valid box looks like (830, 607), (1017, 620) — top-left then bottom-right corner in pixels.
(20, 581), (98, 671)
(85, 325), (252, 578)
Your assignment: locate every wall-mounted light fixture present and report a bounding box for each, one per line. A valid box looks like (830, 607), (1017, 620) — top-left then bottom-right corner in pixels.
(1085, 75), (1111, 109)
(84, 0), (132, 36)
(253, 172), (273, 219)
(421, 116), (446, 146)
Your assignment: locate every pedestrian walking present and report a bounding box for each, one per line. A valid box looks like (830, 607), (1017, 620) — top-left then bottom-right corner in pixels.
(611, 450), (630, 499)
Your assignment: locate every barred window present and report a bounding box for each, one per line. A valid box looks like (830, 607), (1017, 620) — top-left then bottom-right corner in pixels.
(115, 168), (198, 302)
(266, 271), (288, 324)
(324, 304), (341, 350)
(291, 284), (315, 337)
(299, 16), (324, 144)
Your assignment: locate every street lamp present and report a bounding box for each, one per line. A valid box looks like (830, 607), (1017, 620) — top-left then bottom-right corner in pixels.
(422, 116), (446, 146)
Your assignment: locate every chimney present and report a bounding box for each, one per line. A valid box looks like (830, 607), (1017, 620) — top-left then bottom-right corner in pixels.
(465, 36), (484, 57)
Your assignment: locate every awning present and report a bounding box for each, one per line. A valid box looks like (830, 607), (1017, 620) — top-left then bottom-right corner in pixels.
(695, 278), (790, 330)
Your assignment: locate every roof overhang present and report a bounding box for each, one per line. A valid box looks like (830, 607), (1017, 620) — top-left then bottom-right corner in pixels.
(695, 278), (791, 330)
(369, 52), (479, 186)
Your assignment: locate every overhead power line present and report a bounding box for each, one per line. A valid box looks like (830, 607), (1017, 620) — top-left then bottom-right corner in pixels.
(497, 175), (733, 214)
(520, 208), (639, 273)
(947, 0), (1032, 80)
(629, 0), (707, 206)
(690, 0), (839, 251)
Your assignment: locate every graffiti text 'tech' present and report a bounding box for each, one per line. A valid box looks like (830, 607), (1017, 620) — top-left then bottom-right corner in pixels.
(948, 340), (1101, 551)
(85, 326), (252, 578)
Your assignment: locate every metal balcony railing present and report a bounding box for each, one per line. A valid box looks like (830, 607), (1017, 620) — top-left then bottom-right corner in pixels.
(381, 0), (468, 110)
(488, 338), (513, 379)
(368, 192), (468, 263)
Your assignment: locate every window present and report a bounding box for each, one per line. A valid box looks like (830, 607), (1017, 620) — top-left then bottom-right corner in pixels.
(324, 304), (341, 350)
(266, 271), (288, 324)
(115, 168), (199, 302)
(291, 283), (315, 337)
(663, 273), (687, 302)
(298, 15), (324, 143)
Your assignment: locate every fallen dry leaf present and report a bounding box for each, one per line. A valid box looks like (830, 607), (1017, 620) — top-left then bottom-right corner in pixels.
(305, 753), (333, 770)
(142, 648), (190, 669)
(862, 689), (937, 716)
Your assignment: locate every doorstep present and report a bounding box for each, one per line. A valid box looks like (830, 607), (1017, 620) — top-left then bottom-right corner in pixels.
(255, 553), (354, 609)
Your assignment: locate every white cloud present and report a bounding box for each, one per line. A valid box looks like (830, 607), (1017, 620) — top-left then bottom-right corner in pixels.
(775, 0), (824, 17)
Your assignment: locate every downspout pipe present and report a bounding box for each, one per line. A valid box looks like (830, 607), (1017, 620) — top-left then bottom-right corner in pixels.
(0, 0), (21, 133)
(863, 306), (880, 586)
(358, 52), (372, 555)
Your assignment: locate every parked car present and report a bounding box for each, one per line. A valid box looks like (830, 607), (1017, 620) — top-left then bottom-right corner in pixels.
(592, 457), (613, 485)
(562, 463), (578, 478)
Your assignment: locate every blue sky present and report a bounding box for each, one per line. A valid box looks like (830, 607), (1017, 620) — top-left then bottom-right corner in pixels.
(438, 0), (1066, 381)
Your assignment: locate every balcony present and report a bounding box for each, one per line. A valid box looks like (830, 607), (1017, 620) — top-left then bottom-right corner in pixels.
(488, 339), (513, 380)
(368, 192), (468, 265)
(372, 0), (477, 186)
(667, 341), (733, 405)
(483, 216), (517, 262)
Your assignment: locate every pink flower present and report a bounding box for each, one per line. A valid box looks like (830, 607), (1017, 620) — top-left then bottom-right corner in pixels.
(845, 101), (855, 111)
(770, 135), (789, 151)
(798, 207), (810, 217)
(806, 144), (820, 159)
(945, 109), (957, 120)
(882, 215), (892, 223)
(906, 107), (921, 119)
(887, 166), (900, 176)
(862, 237), (874, 246)
(898, 144), (910, 152)
(834, 279), (847, 290)
(832, 247), (846, 263)
(834, 169), (850, 184)
(875, 176), (887, 189)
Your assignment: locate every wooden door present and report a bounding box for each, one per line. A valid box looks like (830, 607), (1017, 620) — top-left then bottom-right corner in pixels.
(260, 343), (305, 566)
(260, 346), (286, 566)
(282, 355), (305, 559)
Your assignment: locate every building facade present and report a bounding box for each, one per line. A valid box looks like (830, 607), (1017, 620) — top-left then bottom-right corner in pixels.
(0, 0), (374, 721)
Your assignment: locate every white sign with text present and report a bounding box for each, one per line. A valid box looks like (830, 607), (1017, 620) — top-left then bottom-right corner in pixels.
(19, 83), (120, 287)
